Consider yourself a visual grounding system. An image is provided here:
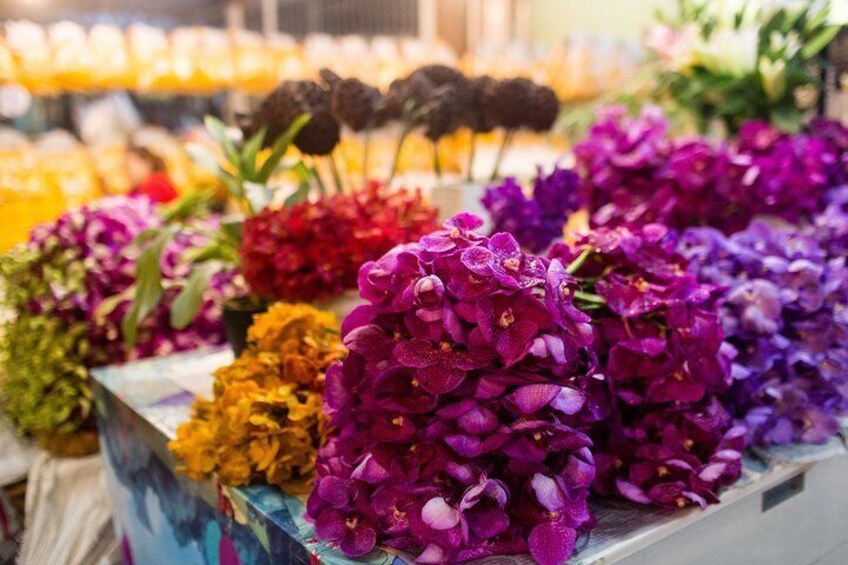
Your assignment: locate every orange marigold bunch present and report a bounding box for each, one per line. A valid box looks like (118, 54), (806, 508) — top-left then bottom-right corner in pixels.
(168, 303), (344, 494)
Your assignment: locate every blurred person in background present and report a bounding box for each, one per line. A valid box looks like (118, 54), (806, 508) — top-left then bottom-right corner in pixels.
(125, 144), (178, 203)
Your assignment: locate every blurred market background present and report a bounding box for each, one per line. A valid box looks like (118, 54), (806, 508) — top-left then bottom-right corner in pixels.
(1, 1), (848, 563)
(0, 0), (678, 251)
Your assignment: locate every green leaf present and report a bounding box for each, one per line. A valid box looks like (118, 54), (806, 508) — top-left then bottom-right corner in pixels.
(222, 176), (245, 200)
(770, 106), (803, 133)
(256, 114), (311, 183)
(161, 189), (213, 223)
(121, 226), (178, 347)
(185, 143), (225, 177)
(284, 181), (310, 207)
(204, 116), (241, 169)
(170, 262), (219, 329)
(186, 243), (227, 263)
(134, 227), (161, 245)
(804, 7), (829, 34)
(220, 219), (242, 243)
(241, 127), (267, 180)
(243, 181), (274, 214)
(94, 286), (135, 323)
(801, 25), (840, 59)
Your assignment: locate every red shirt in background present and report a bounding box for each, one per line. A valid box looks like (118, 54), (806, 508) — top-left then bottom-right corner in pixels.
(133, 172), (178, 204)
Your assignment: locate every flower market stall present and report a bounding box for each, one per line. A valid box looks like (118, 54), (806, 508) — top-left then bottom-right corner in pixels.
(1, 0), (848, 564)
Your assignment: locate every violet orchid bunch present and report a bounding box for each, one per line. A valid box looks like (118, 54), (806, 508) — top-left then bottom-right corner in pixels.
(679, 219), (848, 447)
(574, 106), (837, 233)
(308, 214), (605, 565)
(814, 186), (848, 258)
(549, 224), (744, 509)
(481, 167), (583, 253)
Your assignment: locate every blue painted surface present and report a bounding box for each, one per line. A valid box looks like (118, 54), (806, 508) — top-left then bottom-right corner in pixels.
(92, 349), (406, 565)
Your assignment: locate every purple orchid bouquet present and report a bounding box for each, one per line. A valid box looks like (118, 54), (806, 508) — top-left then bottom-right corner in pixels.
(679, 217), (848, 447)
(308, 214), (604, 565)
(481, 167), (583, 253)
(549, 224), (744, 509)
(574, 106), (839, 233)
(307, 215), (749, 562)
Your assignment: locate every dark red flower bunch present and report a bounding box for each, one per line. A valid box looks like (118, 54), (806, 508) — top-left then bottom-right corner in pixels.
(241, 185), (438, 302)
(549, 224), (745, 509)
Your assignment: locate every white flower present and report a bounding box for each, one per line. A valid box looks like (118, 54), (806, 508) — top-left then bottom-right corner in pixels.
(693, 26), (760, 77)
(759, 57), (787, 101)
(645, 24), (699, 71)
(705, 0), (760, 26)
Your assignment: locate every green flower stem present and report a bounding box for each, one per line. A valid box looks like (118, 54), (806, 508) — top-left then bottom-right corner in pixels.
(466, 133), (477, 183)
(387, 120), (414, 187)
(362, 126), (372, 186)
(574, 290), (606, 305)
(328, 152), (344, 195)
(432, 140), (443, 183)
(312, 165), (328, 197)
(565, 249), (593, 275)
(490, 129), (515, 182)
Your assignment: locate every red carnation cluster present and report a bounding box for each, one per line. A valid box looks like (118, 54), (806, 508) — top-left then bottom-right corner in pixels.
(241, 185), (438, 302)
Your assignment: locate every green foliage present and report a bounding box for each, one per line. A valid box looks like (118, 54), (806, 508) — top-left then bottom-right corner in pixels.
(187, 114), (310, 216)
(654, 0), (840, 134)
(121, 225), (179, 347)
(122, 114), (313, 343)
(0, 249), (91, 436)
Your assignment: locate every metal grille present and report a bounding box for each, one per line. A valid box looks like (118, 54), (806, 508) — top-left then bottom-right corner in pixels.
(0, 0), (224, 28)
(277, 0), (419, 37)
(0, 0), (418, 34)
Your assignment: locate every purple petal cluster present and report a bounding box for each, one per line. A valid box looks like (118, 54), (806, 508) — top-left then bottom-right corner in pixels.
(680, 218), (848, 447)
(24, 196), (239, 365)
(549, 224), (744, 509)
(575, 106), (836, 233)
(814, 187), (848, 257)
(482, 167), (583, 253)
(308, 214), (602, 565)
(806, 118), (848, 187)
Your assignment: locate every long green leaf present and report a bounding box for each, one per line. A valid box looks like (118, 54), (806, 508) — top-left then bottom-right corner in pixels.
(284, 181), (310, 207)
(256, 114), (311, 183)
(204, 116), (240, 169)
(186, 143), (227, 178)
(162, 189), (213, 223)
(220, 219), (243, 247)
(170, 262), (219, 330)
(801, 25), (840, 59)
(244, 181), (275, 214)
(187, 242), (229, 263)
(241, 127), (267, 180)
(122, 226), (178, 347)
(94, 285), (135, 324)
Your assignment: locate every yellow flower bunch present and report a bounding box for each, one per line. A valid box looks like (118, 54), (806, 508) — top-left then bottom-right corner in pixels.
(168, 303), (344, 494)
